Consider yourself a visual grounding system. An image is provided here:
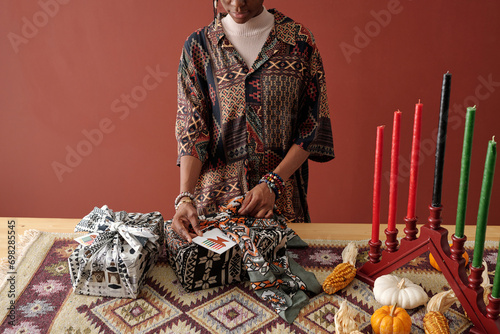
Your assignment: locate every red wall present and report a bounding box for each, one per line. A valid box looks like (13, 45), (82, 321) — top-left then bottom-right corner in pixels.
(1, 1), (500, 229)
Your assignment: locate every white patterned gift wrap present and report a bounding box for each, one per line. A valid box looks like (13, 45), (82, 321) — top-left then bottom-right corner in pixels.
(68, 205), (164, 298)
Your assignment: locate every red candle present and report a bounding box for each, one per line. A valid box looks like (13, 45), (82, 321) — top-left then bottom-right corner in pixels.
(388, 110), (402, 232)
(406, 101), (423, 219)
(372, 125), (385, 243)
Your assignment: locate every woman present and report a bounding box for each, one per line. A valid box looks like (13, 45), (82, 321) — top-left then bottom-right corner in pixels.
(172, 0), (334, 242)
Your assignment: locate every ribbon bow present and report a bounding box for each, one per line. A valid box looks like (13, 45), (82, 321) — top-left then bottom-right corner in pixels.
(103, 219), (158, 252)
(76, 206), (161, 254)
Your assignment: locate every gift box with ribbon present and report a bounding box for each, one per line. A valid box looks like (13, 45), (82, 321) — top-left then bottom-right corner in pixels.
(68, 205), (164, 298)
(165, 211), (247, 292)
(165, 196), (322, 323)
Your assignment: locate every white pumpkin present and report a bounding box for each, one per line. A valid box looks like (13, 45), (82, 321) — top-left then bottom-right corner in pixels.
(373, 274), (429, 309)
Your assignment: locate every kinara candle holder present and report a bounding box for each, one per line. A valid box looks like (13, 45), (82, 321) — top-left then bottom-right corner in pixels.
(356, 204), (500, 333)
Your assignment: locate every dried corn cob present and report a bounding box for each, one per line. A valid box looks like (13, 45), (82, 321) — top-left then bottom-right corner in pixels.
(334, 300), (358, 334)
(424, 312), (449, 334)
(423, 290), (457, 334)
(323, 242), (358, 294)
(481, 260), (493, 306)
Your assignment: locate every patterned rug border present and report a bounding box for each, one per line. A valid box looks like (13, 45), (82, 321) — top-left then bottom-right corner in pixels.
(0, 230), (86, 319)
(0, 229), (43, 291)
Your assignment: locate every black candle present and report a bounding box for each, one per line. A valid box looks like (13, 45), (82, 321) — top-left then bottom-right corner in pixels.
(432, 72), (452, 207)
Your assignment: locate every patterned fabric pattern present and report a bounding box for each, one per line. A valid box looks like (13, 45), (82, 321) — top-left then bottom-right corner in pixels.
(68, 206), (164, 298)
(165, 220), (246, 292)
(0, 233), (485, 333)
(176, 9), (335, 223)
(165, 196), (320, 323)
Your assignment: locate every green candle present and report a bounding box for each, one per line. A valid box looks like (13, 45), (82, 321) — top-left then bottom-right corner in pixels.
(472, 137), (497, 268)
(492, 239), (500, 298)
(455, 106), (476, 238)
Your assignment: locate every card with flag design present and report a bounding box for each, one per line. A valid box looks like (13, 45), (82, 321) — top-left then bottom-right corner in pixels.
(192, 228), (237, 254)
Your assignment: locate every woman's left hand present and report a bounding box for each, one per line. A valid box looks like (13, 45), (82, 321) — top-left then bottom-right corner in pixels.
(238, 182), (275, 218)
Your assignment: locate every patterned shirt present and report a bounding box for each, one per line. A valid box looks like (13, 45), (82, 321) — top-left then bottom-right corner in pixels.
(176, 9), (334, 223)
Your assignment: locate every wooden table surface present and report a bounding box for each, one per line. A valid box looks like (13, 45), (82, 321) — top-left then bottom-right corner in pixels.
(1, 217), (500, 258)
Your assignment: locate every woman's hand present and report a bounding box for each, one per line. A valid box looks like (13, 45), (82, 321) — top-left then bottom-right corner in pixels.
(172, 202), (203, 242)
(238, 144), (309, 218)
(238, 182), (275, 218)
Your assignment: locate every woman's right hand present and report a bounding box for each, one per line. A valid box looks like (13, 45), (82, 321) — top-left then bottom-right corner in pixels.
(171, 202), (203, 242)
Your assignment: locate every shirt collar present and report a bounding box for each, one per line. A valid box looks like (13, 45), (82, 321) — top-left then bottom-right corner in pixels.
(207, 9), (296, 47)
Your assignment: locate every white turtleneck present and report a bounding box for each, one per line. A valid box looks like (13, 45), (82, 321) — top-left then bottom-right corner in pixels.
(221, 7), (274, 68)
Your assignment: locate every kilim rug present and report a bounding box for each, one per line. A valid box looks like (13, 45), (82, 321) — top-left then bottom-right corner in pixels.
(1, 230), (498, 333)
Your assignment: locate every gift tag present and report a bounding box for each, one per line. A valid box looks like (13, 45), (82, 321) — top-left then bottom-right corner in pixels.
(74, 233), (99, 246)
(193, 228), (237, 254)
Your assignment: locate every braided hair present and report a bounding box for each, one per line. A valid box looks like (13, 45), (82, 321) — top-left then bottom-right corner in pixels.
(213, 0), (218, 21)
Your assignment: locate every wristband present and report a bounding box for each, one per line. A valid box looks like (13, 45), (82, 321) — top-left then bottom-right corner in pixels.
(258, 172), (285, 199)
(175, 197), (195, 211)
(174, 191), (196, 210)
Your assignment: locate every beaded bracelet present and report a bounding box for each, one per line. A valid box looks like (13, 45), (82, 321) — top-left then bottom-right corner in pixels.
(258, 172), (285, 199)
(174, 191), (196, 210)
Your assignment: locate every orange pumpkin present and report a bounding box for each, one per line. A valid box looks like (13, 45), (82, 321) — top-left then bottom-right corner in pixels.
(371, 305), (412, 334)
(429, 246), (469, 271)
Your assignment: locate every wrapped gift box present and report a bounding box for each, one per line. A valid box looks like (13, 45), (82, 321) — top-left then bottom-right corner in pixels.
(165, 214), (246, 291)
(166, 197), (322, 324)
(165, 198), (294, 292)
(68, 205), (164, 298)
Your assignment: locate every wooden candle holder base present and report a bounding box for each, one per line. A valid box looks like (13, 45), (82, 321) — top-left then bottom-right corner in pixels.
(368, 239), (382, 263)
(356, 204), (500, 333)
